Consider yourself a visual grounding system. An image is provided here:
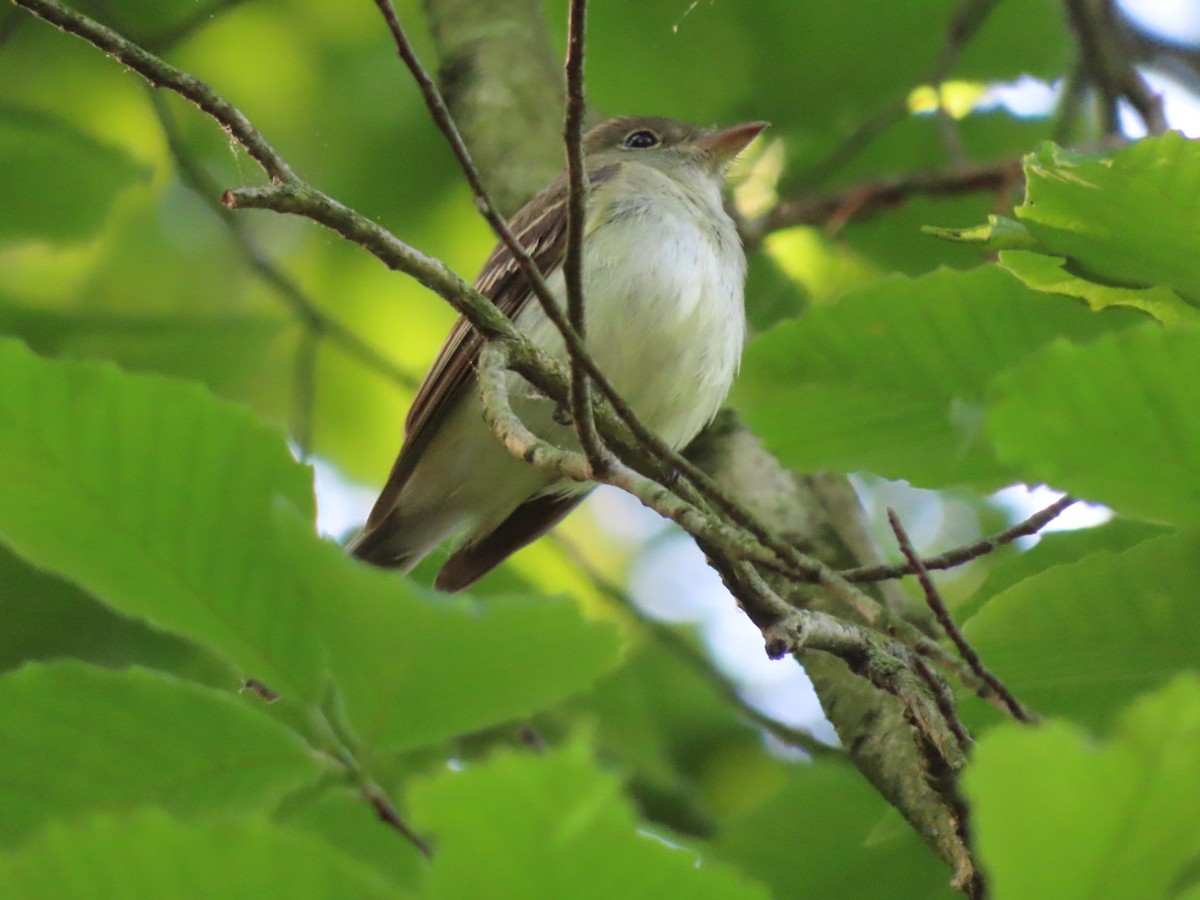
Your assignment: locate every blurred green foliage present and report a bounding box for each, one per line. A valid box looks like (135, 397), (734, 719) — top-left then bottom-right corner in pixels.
(2, 0), (1199, 897)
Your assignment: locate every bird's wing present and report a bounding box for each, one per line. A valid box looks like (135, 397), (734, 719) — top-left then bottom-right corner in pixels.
(434, 489), (592, 591)
(361, 167), (615, 531)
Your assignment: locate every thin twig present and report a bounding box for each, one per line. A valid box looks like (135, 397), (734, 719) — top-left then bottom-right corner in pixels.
(11, 0), (295, 183)
(748, 158), (1023, 242)
(370, 0), (579, 337)
(742, 564), (968, 772)
(932, 0), (1001, 78)
(887, 508), (1035, 723)
(934, 99), (968, 170)
(562, 0), (606, 475)
(476, 343), (791, 570)
(366, 787), (433, 858)
(787, 100), (910, 193)
(844, 495), (1076, 583)
(771, 575), (992, 706)
(909, 655), (972, 752)
(1052, 63), (1090, 145)
(300, 707), (432, 859)
(785, 0), (1001, 193)
(1064, 0), (1167, 136)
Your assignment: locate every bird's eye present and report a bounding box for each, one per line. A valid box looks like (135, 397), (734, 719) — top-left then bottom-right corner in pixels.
(623, 129), (660, 149)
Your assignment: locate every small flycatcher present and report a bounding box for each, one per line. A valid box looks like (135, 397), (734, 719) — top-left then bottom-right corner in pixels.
(350, 116), (766, 590)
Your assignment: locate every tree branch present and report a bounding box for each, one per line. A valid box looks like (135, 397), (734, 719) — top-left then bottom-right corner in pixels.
(11, 0), (294, 183)
(1064, 0), (1167, 136)
(722, 558), (982, 896)
(746, 158), (1023, 242)
(784, 0), (1002, 193)
(551, 533), (839, 758)
(843, 495), (1076, 583)
(475, 342), (794, 571)
(887, 508), (1036, 724)
(562, 0), (607, 475)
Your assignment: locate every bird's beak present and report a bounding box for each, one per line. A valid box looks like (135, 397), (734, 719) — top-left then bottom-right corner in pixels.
(694, 121), (769, 163)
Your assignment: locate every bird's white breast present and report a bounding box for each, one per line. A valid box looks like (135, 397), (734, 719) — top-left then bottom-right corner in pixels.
(515, 161), (746, 451)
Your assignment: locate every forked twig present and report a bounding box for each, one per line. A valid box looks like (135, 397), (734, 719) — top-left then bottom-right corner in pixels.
(887, 508), (1036, 723)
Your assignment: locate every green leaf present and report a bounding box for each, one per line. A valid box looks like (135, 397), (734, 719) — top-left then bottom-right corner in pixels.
(280, 788), (426, 892)
(963, 531), (1200, 729)
(953, 0), (1071, 82)
(274, 508), (622, 753)
(843, 194), (1002, 276)
(958, 518), (1171, 622)
(745, 250), (808, 333)
(966, 675), (1200, 899)
(576, 639), (779, 836)
(735, 266), (1134, 489)
(988, 325), (1200, 524)
(923, 215), (1035, 250)
(0, 662), (325, 845)
(409, 742), (770, 900)
(713, 762), (956, 899)
(0, 300), (285, 396)
(0, 108), (149, 243)
(0, 340), (326, 703)
(1017, 135), (1200, 307)
(0, 543), (231, 685)
(0, 810), (405, 899)
(998, 250), (1199, 325)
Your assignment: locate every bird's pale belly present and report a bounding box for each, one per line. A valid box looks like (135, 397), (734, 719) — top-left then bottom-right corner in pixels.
(515, 209), (746, 452)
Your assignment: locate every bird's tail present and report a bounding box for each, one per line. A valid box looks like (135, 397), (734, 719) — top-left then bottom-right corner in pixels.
(346, 510), (441, 573)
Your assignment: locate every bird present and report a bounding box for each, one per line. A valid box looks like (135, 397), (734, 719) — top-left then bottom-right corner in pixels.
(349, 115), (765, 591)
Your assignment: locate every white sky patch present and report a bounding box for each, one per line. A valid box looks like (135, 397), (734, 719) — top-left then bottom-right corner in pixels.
(309, 455), (378, 541)
(991, 484), (1113, 548)
(980, 76), (1061, 117)
(1119, 0), (1200, 43)
(587, 484), (671, 546)
(1120, 68), (1200, 137)
(629, 532), (829, 734)
(700, 602), (828, 731)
